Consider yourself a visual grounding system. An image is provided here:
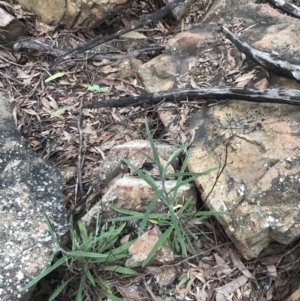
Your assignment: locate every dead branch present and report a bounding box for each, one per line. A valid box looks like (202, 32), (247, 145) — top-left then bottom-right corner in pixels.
(13, 36), (164, 61)
(265, 0), (300, 19)
(84, 87), (300, 108)
(222, 26), (300, 81)
(49, 0), (186, 70)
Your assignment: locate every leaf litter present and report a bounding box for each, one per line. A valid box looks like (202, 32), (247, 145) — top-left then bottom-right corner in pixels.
(1, 0), (300, 300)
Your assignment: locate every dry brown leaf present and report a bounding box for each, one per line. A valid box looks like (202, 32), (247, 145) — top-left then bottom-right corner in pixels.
(266, 264), (277, 278)
(229, 249), (253, 279)
(121, 31), (148, 39)
(116, 285), (143, 300)
(190, 286), (208, 301)
(266, 283), (275, 301)
(226, 48), (237, 70)
(215, 275), (249, 296)
(41, 97), (51, 109)
(48, 95), (58, 110)
(212, 253), (232, 276)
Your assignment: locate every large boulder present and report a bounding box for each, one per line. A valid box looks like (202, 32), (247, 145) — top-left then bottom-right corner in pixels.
(138, 2), (300, 259)
(0, 92), (68, 301)
(16, 0), (135, 29)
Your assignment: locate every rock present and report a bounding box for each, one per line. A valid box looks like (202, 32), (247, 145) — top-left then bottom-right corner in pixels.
(138, 2), (300, 259)
(125, 227), (176, 287)
(187, 3), (300, 259)
(0, 92), (68, 301)
(168, 0), (198, 21)
(83, 175), (197, 228)
(188, 101), (300, 259)
(138, 22), (221, 93)
(83, 139), (197, 228)
(16, 0), (135, 30)
(126, 227), (171, 267)
(118, 57), (142, 79)
(95, 139), (180, 189)
(201, 0), (255, 22)
(0, 7), (28, 46)
(60, 166), (77, 184)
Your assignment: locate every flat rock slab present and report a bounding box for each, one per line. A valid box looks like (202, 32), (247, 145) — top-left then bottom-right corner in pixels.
(16, 0), (135, 29)
(188, 101), (300, 259)
(139, 2), (300, 259)
(0, 92), (68, 301)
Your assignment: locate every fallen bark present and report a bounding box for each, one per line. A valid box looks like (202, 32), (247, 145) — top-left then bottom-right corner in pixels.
(13, 36), (164, 61)
(84, 87), (300, 108)
(222, 26), (300, 81)
(265, 0), (300, 19)
(49, 0), (186, 70)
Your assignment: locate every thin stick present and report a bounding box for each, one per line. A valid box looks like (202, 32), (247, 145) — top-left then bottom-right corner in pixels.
(76, 93), (87, 200)
(84, 87), (300, 108)
(49, 0), (186, 70)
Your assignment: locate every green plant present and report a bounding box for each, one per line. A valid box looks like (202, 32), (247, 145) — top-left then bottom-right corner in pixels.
(109, 119), (230, 267)
(21, 211), (136, 301)
(87, 84), (110, 93)
(45, 72), (65, 83)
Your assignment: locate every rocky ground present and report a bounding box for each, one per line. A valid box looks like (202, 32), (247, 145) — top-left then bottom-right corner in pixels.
(1, 0), (300, 300)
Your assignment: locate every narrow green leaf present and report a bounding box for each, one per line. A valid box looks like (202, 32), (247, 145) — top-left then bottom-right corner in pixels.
(44, 213), (61, 249)
(142, 226), (173, 267)
(78, 220), (88, 242)
(45, 72), (65, 83)
(166, 142), (187, 167)
(50, 108), (66, 118)
(101, 290), (124, 301)
(88, 84), (110, 93)
(148, 218), (159, 224)
(144, 119), (164, 176)
(21, 256), (67, 292)
(75, 275), (85, 301)
(48, 277), (74, 301)
(86, 269), (96, 287)
(138, 189), (163, 236)
(105, 266), (138, 275)
(167, 168), (217, 178)
(169, 205), (187, 257)
(122, 158), (159, 190)
(177, 275), (189, 288)
(109, 239), (136, 256)
(64, 250), (110, 258)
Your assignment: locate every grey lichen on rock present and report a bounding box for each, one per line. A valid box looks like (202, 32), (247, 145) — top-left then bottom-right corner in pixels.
(0, 92), (68, 301)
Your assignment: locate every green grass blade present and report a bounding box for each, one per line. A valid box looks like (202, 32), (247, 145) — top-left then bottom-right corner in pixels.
(144, 118), (164, 176)
(86, 269), (96, 287)
(165, 142), (187, 167)
(138, 189), (163, 236)
(78, 220), (88, 243)
(170, 207), (187, 256)
(142, 225), (173, 267)
(75, 275), (85, 301)
(105, 266), (138, 275)
(48, 277), (74, 301)
(45, 72), (65, 83)
(167, 168), (217, 178)
(21, 256), (67, 292)
(109, 239), (136, 255)
(44, 212), (61, 249)
(177, 197), (193, 214)
(110, 205), (146, 216)
(122, 158), (159, 190)
(101, 290), (124, 301)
